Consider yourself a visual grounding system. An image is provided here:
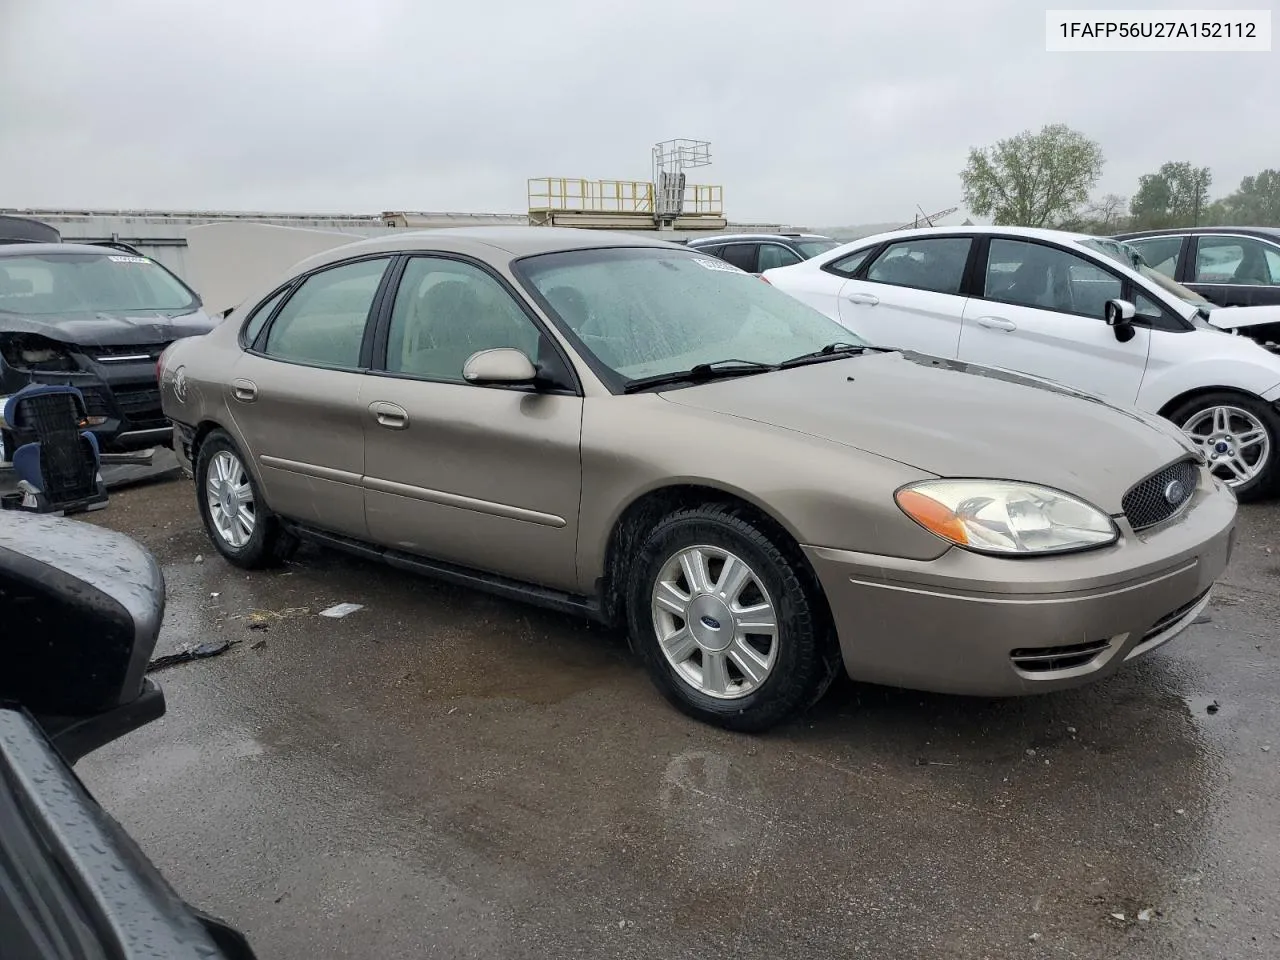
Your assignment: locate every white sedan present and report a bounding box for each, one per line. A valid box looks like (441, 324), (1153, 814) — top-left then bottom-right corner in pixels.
(762, 225), (1280, 500)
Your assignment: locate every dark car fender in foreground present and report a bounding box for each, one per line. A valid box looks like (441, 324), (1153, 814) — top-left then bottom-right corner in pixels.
(0, 512), (258, 960)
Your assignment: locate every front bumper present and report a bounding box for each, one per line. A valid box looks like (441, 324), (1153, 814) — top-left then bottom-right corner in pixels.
(805, 473), (1237, 697)
(4, 361), (170, 453)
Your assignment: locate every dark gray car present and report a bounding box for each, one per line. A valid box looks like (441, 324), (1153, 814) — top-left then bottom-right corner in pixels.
(685, 232), (841, 274)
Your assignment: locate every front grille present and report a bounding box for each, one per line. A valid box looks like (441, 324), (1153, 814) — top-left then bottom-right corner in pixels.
(1010, 639), (1112, 673)
(1122, 458), (1199, 531)
(93, 342), (170, 362)
(79, 386), (113, 418)
(1141, 589), (1211, 642)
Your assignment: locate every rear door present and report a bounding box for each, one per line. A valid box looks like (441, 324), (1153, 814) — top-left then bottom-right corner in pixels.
(1187, 233), (1280, 307)
(956, 237), (1150, 405)
(360, 254), (584, 591)
(835, 235), (973, 356)
(228, 255), (393, 539)
(714, 243), (760, 274)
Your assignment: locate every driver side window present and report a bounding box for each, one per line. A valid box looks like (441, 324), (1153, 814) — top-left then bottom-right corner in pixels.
(384, 257), (541, 382)
(984, 239), (1121, 319)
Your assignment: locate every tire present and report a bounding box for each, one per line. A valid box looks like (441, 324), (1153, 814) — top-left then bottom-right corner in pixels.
(194, 430), (297, 569)
(626, 504), (841, 733)
(1167, 391), (1280, 502)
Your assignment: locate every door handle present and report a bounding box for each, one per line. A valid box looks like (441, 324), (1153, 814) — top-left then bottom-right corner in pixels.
(975, 316), (1017, 332)
(845, 293), (880, 306)
(369, 401), (409, 430)
(232, 379), (257, 402)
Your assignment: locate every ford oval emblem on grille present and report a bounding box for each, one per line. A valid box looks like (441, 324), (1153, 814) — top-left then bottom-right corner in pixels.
(1163, 479), (1186, 505)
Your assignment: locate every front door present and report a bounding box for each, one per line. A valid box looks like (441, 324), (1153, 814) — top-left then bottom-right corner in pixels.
(835, 235), (972, 357)
(361, 255), (583, 592)
(956, 237), (1150, 405)
(227, 255), (393, 539)
(1187, 233), (1280, 307)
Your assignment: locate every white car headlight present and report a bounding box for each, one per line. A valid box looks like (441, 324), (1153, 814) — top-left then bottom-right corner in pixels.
(895, 480), (1118, 556)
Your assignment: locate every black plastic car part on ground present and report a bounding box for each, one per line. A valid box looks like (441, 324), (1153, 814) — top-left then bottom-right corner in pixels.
(1114, 226), (1280, 308)
(0, 510), (259, 960)
(0, 243), (217, 456)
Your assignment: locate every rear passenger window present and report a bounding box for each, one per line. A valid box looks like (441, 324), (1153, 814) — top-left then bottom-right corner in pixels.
(241, 287), (288, 347)
(717, 244), (759, 273)
(263, 258), (389, 368)
(825, 248), (873, 278)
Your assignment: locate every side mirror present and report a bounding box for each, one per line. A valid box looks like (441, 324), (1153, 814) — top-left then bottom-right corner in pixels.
(462, 348), (538, 385)
(1104, 299), (1138, 342)
(0, 512), (166, 761)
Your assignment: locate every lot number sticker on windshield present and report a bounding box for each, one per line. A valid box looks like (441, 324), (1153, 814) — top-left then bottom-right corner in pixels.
(692, 257), (745, 273)
(108, 255), (151, 264)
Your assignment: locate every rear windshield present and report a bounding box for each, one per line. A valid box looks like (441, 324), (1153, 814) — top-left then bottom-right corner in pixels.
(0, 252), (198, 317)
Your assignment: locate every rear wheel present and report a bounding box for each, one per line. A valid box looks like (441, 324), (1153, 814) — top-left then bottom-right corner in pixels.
(627, 504), (840, 732)
(1169, 391), (1280, 502)
(195, 431), (296, 568)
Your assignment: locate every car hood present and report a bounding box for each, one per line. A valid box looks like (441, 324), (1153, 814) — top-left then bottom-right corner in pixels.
(1206, 303), (1280, 331)
(659, 351), (1197, 512)
(0, 308), (218, 346)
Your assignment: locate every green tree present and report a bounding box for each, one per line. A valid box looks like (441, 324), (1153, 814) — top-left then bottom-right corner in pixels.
(960, 124), (1104, 227)
(1128, 162), (1212, 228)
(1219, 169), (1280, 225)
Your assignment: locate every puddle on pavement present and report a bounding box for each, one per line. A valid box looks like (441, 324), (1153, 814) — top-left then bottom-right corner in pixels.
(404, 618), (629, 706)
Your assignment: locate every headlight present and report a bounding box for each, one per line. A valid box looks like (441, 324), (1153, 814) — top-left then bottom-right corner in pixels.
(895, 480), (1118, 556)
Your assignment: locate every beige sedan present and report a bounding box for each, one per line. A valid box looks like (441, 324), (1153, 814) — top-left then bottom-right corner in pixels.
(159, 228), (1236, 731)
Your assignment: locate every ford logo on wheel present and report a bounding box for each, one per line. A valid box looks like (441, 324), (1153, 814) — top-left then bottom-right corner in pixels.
(1164, 479), (1187, 505)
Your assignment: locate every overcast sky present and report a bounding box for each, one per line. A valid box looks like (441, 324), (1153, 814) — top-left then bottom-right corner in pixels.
(0, 0), (1274, 227)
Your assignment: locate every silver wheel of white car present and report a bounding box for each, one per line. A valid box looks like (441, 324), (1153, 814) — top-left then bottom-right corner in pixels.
(206, 450), (256, 548)
(650, 544), (779, 700)
(1169, 391), (1280, 502)
(1181, 405), (1270, 487)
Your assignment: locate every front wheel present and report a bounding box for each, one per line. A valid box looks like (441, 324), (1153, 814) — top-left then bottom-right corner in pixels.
(626, 504), (840, 732)
(1169, 391), (1280, 502)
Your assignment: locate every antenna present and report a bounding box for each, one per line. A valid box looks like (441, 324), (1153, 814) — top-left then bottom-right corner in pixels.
(896, 205), (959, 231)
(652, 139), (712, 223)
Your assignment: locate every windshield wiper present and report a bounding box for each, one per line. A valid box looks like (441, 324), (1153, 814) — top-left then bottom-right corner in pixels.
(622, 359), (777, 394)
(778, 342), (876, 368)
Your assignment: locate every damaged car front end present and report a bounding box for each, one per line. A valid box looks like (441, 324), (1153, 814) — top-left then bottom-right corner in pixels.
(0, 243), (217, 467)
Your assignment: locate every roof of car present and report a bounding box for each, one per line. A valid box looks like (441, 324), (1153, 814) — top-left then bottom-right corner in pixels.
(0, 241), (133, 257)
(1115, 226), (1280, 240)
(338, 226), (684, 259)
(688, 233), (832, 244)
(836, 225), (1098, 247)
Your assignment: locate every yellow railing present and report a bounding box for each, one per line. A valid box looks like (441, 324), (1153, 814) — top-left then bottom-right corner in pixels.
(528, 178), (723, 217)
(682, 184), (723, 215)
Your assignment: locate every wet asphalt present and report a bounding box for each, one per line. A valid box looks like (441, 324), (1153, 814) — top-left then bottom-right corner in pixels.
(76, 477), (1278, 960)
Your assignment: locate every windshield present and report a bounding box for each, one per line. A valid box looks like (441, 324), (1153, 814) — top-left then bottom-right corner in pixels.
(794, 238), (841, 258)
(1079, 237), (1213, 309)
(0, 252), (198, 317)
(516, 247), (866, 387)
